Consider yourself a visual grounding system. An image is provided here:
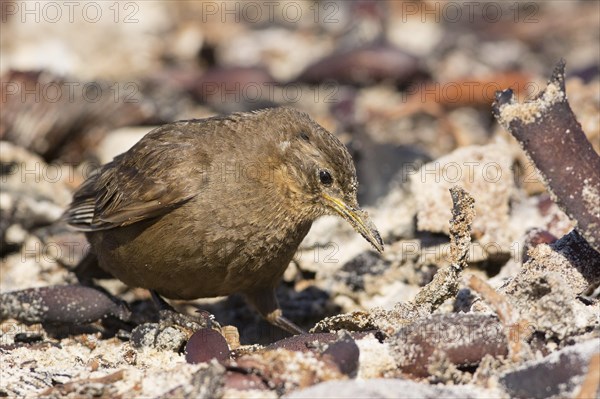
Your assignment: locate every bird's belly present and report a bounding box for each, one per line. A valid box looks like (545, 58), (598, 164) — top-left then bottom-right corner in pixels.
(89, 207), (311, 300)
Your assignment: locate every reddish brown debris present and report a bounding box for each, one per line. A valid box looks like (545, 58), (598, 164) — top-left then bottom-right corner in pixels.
(266, 332), (341, 352)
(264, 332), (361, 377)
(390, 313), (508, 377)
(522, 228), (558, 263)
(223, 349), (344, 394)
(223, 370), (269, 391)
(0, 70), (176, 162)
(575, 353), (600, 399)
(192, 66), (276, 104)
(222, 334), (362, 392)
(373, 71), (535, 147)
(297, 44), (420, 86)
(468, 275), (530, 363)
(393, 71), (534, 113)
(493, 60), (600, 253)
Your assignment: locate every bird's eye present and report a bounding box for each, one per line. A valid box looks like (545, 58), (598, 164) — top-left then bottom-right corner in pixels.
(299, 132), (310, 141)
(319, 170), (333, 186)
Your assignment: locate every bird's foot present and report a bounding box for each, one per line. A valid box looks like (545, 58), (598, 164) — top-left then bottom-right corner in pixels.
(130, 291), (217, 351)
(151, 290), (220, 329)
(266, 309), (306, 335)
(157, 308), (216, 331)
(245, 289), (306, 335)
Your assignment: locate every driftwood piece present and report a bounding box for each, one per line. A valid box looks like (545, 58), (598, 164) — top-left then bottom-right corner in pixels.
(409, 186), (475, 314)
(492, 60), (600, 252)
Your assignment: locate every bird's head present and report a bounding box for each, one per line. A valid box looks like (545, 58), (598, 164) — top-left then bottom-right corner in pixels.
(260, 107), (384, 253)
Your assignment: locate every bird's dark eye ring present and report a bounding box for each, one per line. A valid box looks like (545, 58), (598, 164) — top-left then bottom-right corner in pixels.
(319, 170), (333, 186)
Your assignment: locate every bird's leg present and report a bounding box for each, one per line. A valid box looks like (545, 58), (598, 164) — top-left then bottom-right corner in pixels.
(245, 289), (305, 335)
(74, 252), (113, 285)
(150, 290), (176, 311)
(149, 290), (211, 331)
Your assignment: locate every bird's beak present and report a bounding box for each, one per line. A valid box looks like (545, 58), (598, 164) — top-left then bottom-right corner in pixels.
(322, 193), (384, 253)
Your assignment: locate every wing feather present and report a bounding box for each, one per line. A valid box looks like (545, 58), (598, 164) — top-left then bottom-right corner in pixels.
(64, 123), (205, 231)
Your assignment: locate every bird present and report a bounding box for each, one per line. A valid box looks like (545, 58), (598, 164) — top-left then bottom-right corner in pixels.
(64, 107), (383, 334)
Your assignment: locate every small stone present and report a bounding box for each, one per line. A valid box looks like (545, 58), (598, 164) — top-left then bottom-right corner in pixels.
(14, 332), (43, 344)
(155, 326), (187, 352)
(131, 323), (160, 348)
(185, 328), (230, 364)
(322, 335), (360, 376)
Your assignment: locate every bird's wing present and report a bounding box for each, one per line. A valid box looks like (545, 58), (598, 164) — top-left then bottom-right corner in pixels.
(64, 125), (205, 231)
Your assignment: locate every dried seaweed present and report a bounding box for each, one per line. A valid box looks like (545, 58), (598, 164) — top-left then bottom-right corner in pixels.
(312, 186), (474, 335)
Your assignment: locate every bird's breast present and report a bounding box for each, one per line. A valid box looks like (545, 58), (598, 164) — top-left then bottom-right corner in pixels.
(90, 192), (314, 299)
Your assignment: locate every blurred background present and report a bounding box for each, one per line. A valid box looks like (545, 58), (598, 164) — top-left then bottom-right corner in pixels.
(1, 1), (599, 342)
(2, 0), (598, 203)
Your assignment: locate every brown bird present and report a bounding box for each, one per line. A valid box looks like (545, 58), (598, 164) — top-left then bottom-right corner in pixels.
(65, 107), (383, 334)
